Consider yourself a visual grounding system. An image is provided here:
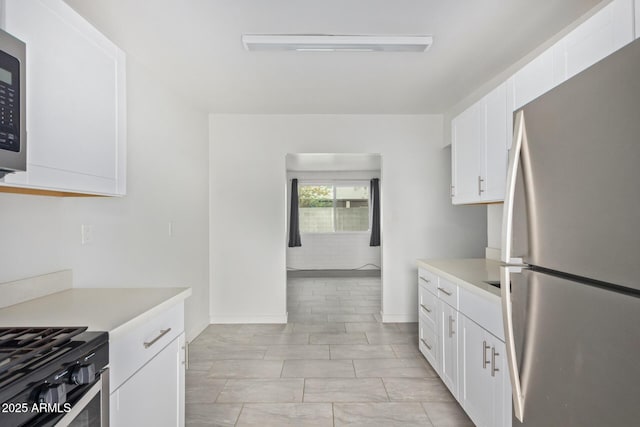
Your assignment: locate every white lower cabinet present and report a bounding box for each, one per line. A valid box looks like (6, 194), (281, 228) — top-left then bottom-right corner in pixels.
(419, 276), (441, 375)
(439, 300), (459, 398)
(109, 302), (186, 426)
(419, 312), (439, 374)
(460, 315), (509, 427)
(111, 333), (186, 427)
(418, 267), (511, 427)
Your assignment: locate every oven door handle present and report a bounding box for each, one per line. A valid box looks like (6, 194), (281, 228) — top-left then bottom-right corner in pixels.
(55, 368), (108, 427)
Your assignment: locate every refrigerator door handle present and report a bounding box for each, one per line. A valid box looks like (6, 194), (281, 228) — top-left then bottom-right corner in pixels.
(502, 110), (525, 265)
(501, 266), (525, 421)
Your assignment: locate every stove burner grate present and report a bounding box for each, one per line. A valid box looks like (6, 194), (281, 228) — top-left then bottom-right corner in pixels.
(0, 327), (87, 378)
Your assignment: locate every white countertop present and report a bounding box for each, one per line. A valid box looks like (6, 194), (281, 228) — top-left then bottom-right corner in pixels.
(0, 287), (191, 339)
(417, 258), (502, 301)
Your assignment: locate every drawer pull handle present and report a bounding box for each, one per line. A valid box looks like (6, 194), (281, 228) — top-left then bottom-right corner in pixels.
(448, 315), (455, 338)
(420, 304), (432, 313)
(143, 328), (172, 349)
(482, 340), (491, 369)
(419, 276), (431, 283)
(491, 347), (500, 377)
(438, 287), (452, 296)
(420, 338), (432, 350)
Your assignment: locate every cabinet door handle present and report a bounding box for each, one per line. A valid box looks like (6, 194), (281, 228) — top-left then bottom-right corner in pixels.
(478, 176), (485, 195)
(438, 287), (452, 296)
(143, 328), (172, 349)
(491, 347), (500, 377)
(419, 276), (431, 284)
(448, 315), (455, 338)
(482, 340), (491, 369)
(183, 340), (189, 370)
(420, 338), (432, 350)
(420, 304), (432, 313)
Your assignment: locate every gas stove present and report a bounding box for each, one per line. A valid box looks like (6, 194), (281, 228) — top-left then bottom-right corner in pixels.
(0, 327), (108, 426)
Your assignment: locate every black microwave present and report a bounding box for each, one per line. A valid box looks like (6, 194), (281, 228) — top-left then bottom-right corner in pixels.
(0, 28), (25, 179)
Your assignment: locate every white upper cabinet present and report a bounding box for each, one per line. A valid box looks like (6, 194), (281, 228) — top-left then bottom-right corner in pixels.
(451, 101), (482, 204)
(0, 0), (126, 195)
(554, 0), (634, 80)
(452, 0), (636, 205)
(482, 84), (508, 202)
(451, 83), (508, 205)
(509, 0), (634, 113)
(509, 48), (558, 111)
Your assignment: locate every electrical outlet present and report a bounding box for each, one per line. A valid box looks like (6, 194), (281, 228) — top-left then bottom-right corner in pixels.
(81, 224), (94, 245)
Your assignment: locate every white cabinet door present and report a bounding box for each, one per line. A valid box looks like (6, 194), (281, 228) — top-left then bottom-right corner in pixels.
(490, 337), (511, 427)
(510, 0), (634, 113)
(439, 300), (459, 398)
(451, 101), (482, 204)
(111, 333), (185, 427)
(1, 0), (126, 195)
(459, 316), (511, 427)
(557, 0), (634, 80)
(452, 83), (508, 204)
(482, 83), (508, 202)
(510, 48), (556, 110)
(419, 314), (440, 374)
(459, 315), (493, 427)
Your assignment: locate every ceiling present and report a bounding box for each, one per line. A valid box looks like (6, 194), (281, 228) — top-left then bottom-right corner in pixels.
(64, 0), (604, 114)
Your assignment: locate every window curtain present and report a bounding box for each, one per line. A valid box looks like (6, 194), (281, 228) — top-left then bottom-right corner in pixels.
(369, 178), (380, 247)
(288, 178), (302, 247)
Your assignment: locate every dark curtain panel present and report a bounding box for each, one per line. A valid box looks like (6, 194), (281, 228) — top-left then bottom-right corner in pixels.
(369, 178), (381, 247)
(288, 178), (302, 247)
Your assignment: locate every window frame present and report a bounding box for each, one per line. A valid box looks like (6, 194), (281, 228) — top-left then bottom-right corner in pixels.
(297, 180), (371, 234)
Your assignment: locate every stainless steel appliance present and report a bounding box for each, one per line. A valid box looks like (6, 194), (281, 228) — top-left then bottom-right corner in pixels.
(0, 327), (109, 426)
(501, 37), (640, 426)
(0, 28), (25, 178)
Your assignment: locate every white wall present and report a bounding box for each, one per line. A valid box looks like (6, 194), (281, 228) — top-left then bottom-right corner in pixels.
(287, 233), (381, 271)
(487, 203), (504, 252)
(0, 59), (210, 342)
(210, 115), (487, 323)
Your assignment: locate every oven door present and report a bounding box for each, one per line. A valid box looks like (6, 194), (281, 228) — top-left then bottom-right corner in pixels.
(55, 368), (109, 427)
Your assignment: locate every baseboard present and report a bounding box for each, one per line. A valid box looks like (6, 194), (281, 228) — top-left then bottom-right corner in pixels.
(209, 314), (288, 324)
(381, 312), (417, 323)
(287, 269), (381, 278)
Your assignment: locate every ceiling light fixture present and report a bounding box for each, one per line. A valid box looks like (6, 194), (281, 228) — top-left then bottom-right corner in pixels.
(241, 34), (433, 52)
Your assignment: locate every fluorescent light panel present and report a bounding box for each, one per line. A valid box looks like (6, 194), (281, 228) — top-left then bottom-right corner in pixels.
(242, 35), (433, 52)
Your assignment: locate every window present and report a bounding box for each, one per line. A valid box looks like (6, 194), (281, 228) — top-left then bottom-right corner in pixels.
(299, 183), (369, 233)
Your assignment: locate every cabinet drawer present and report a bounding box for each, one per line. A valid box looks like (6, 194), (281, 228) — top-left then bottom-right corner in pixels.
(110, 303), (184, 392)
(419, 313), (438, 372)
(418, 268), (438, 295)
(459, 287), (504, 341)
(437, 277), (459, 309)
(418, 285), (437, 326)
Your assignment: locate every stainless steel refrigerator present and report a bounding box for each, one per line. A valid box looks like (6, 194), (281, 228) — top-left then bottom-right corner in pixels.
(501, 38), (640, 426)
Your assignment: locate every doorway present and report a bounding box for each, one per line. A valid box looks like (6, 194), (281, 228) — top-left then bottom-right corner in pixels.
(285, 153), (382, 325)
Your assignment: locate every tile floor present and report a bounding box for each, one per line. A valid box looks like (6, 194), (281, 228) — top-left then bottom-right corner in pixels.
(186, 275), (474, 426)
